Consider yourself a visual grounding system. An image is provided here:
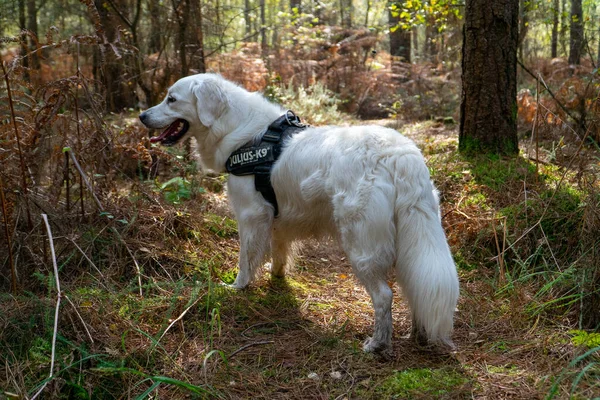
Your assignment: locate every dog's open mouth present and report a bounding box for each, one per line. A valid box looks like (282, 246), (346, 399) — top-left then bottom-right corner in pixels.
(150, 119), (189, 146)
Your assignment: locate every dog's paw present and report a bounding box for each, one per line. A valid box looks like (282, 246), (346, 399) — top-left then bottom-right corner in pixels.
(220, 281), (248, 290)
(363, 337), (392, 358)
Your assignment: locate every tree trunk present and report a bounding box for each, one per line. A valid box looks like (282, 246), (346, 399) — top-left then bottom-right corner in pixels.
(412, 26), (419, 60)
(388, 3), (410, 62)
(518, 0), (529, 61)
(339, 0), (351, 27)
(597, 15), (600, 67)
(568, 0), (583, 65)
(148, 0), (162, 53)
(425, 18), (437, 62)
(26, 0), (40, 71)
(19, 0), (29, 76)
(188, 0), (206, 73)
(94, 0), (136, 112)
(551, 0), (559, 58)
(459, 0), (519, 155)
(244, 0), (252, 40)
(560, 0), (567, 55)
(260, 0), (267, 53)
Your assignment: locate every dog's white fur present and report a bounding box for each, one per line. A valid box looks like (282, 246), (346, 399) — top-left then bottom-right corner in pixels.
(140, 73), (460, 353)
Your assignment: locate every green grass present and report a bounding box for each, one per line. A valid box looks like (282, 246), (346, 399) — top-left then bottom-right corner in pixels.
(376, 368), (469, 398)
(205, 213), (238, 238)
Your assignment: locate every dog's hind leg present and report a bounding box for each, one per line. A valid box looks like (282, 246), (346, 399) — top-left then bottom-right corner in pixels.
(334, 183), (396, 354)
(356, 269), (394, 354)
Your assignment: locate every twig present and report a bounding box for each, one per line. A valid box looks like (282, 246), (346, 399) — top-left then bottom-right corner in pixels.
(499, 120), (594, 258)
(115, 232), (144, 297)
(492, 216), (506, 284)
(1, 61), (33, 230)
(157, 297), (202, 343)
(228, 340), (274, 360)
(67, 150), (104, 212)
(67, 237), (105, 279)
(65, 151), (142, 295)
(73, 44), (84, 220)
(64, 295), (94, 343)
(30, 214), (62, 400)
(240, 322), (279, 339)
(517, 59), (584, 136)
(0, 175), (17, 293)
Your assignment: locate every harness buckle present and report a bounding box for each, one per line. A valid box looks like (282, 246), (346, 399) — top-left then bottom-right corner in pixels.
(285, 110), (305, 128)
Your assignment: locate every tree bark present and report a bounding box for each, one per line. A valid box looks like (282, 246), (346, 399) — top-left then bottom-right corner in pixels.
(94, 0), (136, 111)
(260, 0), (267, 53)
(551, 0), (559, 58)
(339, 0), (351, 27)
(148, 0), (162, 53)
(19, 0), (29, 75)
(518, 0), (530, 61)
(26, 0), (40, 71)
(425, 18), (437, 62)
(459, 0), (519, 155)
(568, 0), (583, 65)
(244, 0), (252, 40)
(188, 0), (206, 73)
(388, 3), (410, 62)
(597, 14), (600, 67)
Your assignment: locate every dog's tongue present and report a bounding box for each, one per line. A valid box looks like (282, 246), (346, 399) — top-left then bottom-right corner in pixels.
(150, 120), (182, 143)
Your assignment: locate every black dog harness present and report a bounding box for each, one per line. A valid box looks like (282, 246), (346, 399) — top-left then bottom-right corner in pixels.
(226, 111), (307, 217)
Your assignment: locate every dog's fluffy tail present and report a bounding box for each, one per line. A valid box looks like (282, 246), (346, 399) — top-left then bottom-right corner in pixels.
(392, 155), (459, 348)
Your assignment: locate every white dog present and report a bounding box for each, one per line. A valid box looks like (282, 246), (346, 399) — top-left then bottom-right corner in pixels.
(139, 73), (459, 354)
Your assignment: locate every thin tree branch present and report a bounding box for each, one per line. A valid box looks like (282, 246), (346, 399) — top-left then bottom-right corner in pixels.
(104, 0), (133, 30)
(157, 297), (202, 343)
(228, 340), (274, 359)
(30, 214), (62, 400)
(517, 58), (586, 135)
(64, 295), (95, 343)
(67, 150), (104, 212)
(2, 61), (33, 230)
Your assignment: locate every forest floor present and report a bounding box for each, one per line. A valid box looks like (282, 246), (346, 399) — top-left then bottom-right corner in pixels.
(2, 119), (600, 399)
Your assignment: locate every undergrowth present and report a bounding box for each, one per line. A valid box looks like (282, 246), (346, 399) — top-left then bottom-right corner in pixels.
(2, 31), (600, 399)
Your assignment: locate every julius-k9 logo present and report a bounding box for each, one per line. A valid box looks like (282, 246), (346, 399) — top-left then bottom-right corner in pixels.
(228, 145), (274, 167)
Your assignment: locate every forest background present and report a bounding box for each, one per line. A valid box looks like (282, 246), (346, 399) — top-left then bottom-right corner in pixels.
(1, 0), (600, 398)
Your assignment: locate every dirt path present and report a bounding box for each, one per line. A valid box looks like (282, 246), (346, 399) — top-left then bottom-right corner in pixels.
(176, 122), (596, 399)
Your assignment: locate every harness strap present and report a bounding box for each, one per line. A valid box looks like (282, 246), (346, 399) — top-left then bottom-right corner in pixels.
(226, 111), (307, 217)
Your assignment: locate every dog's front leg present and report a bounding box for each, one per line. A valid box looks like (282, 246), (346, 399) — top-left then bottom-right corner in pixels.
(228, 176), (274, 289)
(232, 212), (272, 288)
(232, 211), (273, 288)
(270, 232), (293, 278)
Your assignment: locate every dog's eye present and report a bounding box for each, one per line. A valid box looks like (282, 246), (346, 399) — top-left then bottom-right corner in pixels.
(167, 95), (176, 104)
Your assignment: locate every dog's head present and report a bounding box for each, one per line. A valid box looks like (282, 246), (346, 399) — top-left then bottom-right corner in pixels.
(139, 74), (228, 146)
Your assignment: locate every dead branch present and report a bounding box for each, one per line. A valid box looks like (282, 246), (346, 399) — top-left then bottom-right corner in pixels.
(2, 61), (33, 230)
(31, 214), (62, 400)
(0, 175), (17, 293)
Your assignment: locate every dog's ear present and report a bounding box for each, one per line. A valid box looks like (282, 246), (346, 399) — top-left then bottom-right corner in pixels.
(193, 78), (227, 127)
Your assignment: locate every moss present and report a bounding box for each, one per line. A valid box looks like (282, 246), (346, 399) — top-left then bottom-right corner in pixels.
(486, 364), (521, 376)
(454, 251), (478, 271)
(377, 367), (469, 398)
(458, 134), (519, 157)
(466, 155), (536, 191)
(205, 213), (238, 238)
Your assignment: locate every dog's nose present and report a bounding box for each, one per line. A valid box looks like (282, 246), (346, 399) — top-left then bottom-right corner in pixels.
(139, 112), (148, 124)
